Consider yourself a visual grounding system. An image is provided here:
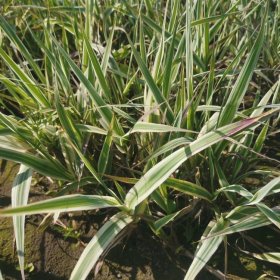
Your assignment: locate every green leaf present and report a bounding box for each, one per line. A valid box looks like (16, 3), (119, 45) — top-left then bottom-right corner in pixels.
(0, 74), (31, 103)
(0, 194), (121, 216)
(240, 250), (280, 265)
(225, 208), (278, 235)
(98, 126), (113, 175)
(128, 122), (195, 134)
(185, 0), (194, 130)
(101, 25), (114, 74)
(147, 137), (191, 161)
(217, 7), (267, 127)
(55, 97), (82, 148)
(247, 177), (280, 205)
(125, 110), (279, 210)
(76, 124), (107, 135)
(103, 174), (212, 202)
(0, 47), (50, 107)
(28, 28), (72, 95)
(127, 36), (175, 124)
(70, 212), (133, 280)
(0, 16), (45, 84)
(0, 135), (29, 153)
(165, 178), (213, 202)
(54, 40), (113, 131)
(184, 219), (226, 280)
(162, 28), (176, 99)
(256, 203), (280, 229)
(84, 35), (112, 100)
(154, 208), (184, 232)
(12, 165), (32, 280)
(140, 15), (205, 70)
(0, 148), (73, 181)
(70, 143), (117, 198)
(215, 185), (253, 200)
(202, 207), (280, 244)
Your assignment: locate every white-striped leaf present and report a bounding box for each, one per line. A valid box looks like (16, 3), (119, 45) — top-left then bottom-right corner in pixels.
(247, 177), (280, 205)
(0, 147), (73, 181)
(70, 212), (133, 280)
(0, 194), (121, 216)
(239, 250), (280, 265)
(12, 165), (32, 280)
(128, 122), (195, 134)
(125, 110), (279, 209)
(184, 219), (226, 280)
(217, 6), (266, 127)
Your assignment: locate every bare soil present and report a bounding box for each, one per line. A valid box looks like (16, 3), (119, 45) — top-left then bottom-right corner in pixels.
(1, 161), (280, 280)
(0, 162), (186, 280)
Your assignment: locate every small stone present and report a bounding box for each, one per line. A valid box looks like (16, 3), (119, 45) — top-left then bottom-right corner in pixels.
(117, 273), (122, 279)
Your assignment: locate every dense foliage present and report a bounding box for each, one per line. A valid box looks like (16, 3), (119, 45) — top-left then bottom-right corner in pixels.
(0, 0), (279, 279)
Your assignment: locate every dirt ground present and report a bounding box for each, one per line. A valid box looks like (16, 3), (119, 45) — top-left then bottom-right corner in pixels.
(0, 162), (187, 280)
(0, 216), (187, 280)
(1, 161), (280, 280)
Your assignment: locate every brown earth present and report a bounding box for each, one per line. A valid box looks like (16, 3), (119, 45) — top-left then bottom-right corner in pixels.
(1, 161), (280, 280)
(0, 162), (187, 280)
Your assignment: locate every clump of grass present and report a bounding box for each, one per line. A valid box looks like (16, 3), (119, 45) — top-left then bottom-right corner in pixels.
(0, 1), (279, 279)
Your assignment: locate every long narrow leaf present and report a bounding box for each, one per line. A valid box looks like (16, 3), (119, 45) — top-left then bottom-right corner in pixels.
(70, 212), (133, 280)
(0, 47), (50, 107)
(165, 178), (213, 202)
(54, 41), (113, 130)
(127, 36), (174, 124)
(0, 148), (73, 180)
(0, 16), (45, 83)
(217, 8), (267, 127)
(125, 109), (279, 209)
(84, 35), (112, 100)
(128, 122), (195, 134)
(12, 165), (32, 280)
(184, 219), (226, 280)
(247, 177), (280, 205)
(0, 195), (121, 216)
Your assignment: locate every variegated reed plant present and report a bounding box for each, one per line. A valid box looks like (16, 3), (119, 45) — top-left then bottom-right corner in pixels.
(0, 0), (279, 279)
